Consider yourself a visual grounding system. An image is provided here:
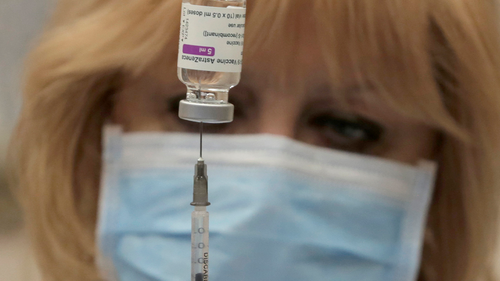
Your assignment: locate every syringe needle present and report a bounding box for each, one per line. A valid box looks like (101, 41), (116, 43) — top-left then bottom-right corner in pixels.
(199, 122), (203, 159)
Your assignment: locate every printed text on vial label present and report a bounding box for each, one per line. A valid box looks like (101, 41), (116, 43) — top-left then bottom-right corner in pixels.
(178, 3), (246, 73)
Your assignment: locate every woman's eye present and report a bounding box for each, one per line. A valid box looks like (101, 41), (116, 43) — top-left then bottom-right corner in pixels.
(309, 113), (384, 150)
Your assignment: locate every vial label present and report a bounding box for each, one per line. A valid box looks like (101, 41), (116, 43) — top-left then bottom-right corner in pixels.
(178, 3), (246, 73)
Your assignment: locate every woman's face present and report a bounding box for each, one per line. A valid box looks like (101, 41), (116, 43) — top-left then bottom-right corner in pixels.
(112, 27), (438, 164)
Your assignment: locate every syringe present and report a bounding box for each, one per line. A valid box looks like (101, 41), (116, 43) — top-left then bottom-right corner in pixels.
(191, 123), (210, 281)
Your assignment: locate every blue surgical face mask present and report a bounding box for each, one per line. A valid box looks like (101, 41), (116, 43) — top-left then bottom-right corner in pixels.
(97, 125), (436, 281)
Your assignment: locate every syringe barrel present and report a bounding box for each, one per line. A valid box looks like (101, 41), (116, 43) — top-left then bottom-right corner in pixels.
(191, 206), (209, 281)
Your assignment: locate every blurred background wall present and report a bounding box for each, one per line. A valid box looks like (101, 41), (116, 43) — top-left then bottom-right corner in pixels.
(0, 0), (54, 231)
(1, 0), (53, 280)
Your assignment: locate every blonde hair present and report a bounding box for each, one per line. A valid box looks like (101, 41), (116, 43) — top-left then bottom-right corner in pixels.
(9, 0), (500, 280)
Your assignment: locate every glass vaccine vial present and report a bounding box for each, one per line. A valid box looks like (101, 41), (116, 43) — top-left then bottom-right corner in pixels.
(178, 0), (246, 123)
